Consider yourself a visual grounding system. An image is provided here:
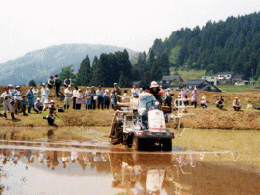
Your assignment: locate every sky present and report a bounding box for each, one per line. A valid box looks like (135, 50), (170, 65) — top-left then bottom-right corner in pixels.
(0, 0), (260, 63)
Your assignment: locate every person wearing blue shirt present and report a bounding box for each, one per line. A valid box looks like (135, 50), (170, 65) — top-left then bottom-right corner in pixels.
(26, 87), (34, 114)
(138, 86), (156, 129)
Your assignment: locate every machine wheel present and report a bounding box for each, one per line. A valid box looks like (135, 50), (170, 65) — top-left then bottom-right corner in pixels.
(161, 139), (172, 151)
(111, 122), (123, 145)
(132, 136), (144, 151)
(123, 133), (133, 148)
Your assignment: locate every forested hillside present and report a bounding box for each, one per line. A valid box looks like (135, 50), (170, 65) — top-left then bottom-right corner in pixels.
(149, 12), (260, 80)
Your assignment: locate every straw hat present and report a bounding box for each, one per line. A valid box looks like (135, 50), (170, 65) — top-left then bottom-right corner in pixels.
(44, 100), (49, 104)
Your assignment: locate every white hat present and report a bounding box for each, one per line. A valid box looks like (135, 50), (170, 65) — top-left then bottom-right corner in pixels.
(194, 87), (197, 90)
(68, 85), (71, 87)
(235, 97), (238, 99)
(37, 98), (40, 101)
(9, 84), (12, 87)
(167, 88), (171, 91)
(16, 85), (20, 88)
(42, 83), (46, 85)
(44, 100), (49, 104)
(202, 96), (205, 99)
(50, 100), (55, 103)
(105, 89), (109, 92)
(114, 83), (117, 85)
(150, 81), (159, 88)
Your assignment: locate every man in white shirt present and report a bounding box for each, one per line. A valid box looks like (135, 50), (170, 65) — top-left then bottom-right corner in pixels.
(64, 85), (73, 110)
(131, 84), (139, 97)
(41, 83), (50, 103)
(14, 86), (23, 114)
(1, 87), (16, 120)
(96, 85), (104, 109)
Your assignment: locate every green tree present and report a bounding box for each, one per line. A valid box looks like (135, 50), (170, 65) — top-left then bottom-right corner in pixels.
(28, 79), (36, 86)
(58, 65), (76, 84)
(76, 55), (91, 86)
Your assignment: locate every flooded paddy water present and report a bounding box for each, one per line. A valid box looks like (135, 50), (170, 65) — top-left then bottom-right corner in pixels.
(0, 129), (259, 195)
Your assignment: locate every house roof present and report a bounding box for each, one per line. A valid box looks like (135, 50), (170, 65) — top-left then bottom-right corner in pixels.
(216, 72), (234, 75)
(232, 74), (244, 79)
(185, 80), (208, 85)
(161, 75), (182, 81)
(132, 81), (142, 85)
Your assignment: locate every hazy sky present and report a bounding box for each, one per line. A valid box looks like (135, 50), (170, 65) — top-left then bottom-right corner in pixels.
(0, 0), (259, 63)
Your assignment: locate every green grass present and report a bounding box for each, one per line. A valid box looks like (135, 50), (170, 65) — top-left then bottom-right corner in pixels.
(172, 128), (260, 162)
(216, 84), (259, 93)
(170, 68), (206, 82)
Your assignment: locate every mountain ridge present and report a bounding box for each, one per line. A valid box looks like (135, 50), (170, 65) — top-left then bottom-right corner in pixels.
(0, 43), (138, 85)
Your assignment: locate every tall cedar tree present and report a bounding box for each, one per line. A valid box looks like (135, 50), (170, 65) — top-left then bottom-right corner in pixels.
(76, 55), (91, 86)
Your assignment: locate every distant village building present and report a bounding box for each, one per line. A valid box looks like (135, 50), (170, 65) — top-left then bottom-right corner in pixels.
(159, 75), (183, 87)
(132, 81), (144, 88)
(202, 76), (218, 85)
(216, 72), (235, 84)
(185, 80), (221, 92)
(232, 74), (245, 83)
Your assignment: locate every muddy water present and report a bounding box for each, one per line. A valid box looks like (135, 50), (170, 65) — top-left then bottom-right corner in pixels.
(0, 132), (259, 195)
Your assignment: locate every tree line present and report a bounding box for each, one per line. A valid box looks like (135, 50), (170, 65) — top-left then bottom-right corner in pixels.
(57, 49), (170, 87)
(149, 12), (260, 80)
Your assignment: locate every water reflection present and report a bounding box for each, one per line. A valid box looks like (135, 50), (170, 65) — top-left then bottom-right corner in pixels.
(0, 131), (259, 194)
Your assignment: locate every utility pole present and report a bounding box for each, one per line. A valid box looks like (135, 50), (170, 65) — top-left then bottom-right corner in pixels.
(251, 68), (254, 84)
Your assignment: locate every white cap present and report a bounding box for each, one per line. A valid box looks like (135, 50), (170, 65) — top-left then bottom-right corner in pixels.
(50, 100), (55, 103)
(16, 85), (20, 88)
(44, 100), (49, 104)
(114, 83), (117, 85)
(105, 89), (109, 92)
(167, 88), (171, 91)
(42, 83), (46, 85)
(202, 96), (205, 99)
(9, 84), (12, 87)
(37, 98), (40, 101)
(150, 81), (159, 88)
(235, 97), (238, 99)
(68, 85), (71, 87)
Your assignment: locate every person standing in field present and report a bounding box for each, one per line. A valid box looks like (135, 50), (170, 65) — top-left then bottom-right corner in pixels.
(64, 77), (72, 87)
(113, 83), (121, 105)
(32, 85), (38, 104)
(1, 87), (16, 120)
(90, 86), (96, 110)
(48, 76), (55, 89)
(110, 90), (115, 109)
(26, 87), (34, 114)
(41, 83), (49, 103)
(85, 87), (92, 110)
(164, 88), (174, 108)
(8, 84), (15, 107)
(131, 84), (139, 97)
(14, 86), (23, 114)
(72, 86), (78, 110)
(103, 89), (110, 109)
(233, 97), (241, 111)
(191, 88), (198, 108)
(180, 84), (190, 106)
(96, 86), (104, 109)
(76, 89), (83, 110)
(64, 85), (73, 110)
(54, 75), (62, 97)
(21, 96), (28, 116)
